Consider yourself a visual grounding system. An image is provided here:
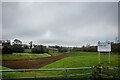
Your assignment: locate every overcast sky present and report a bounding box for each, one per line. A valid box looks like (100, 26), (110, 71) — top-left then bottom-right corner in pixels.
(2, 2), (118, 47)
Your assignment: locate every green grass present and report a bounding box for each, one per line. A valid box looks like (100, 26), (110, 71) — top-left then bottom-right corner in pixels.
(1, 66), (20, 78)
(2, 52), (120, 79)
(48, 48), (59, 54)
(2, 53), (51, 60)
(40, 52), (119, 78)
(49, 52), (119, 68)
(24, 49), (32, 53)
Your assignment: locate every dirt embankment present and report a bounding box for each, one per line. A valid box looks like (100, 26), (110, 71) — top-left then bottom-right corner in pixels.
(2, 55), (69, 69)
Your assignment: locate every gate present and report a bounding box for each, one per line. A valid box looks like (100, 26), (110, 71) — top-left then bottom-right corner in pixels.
(1, 66), (119, 80)
(0, 67), (92, 80)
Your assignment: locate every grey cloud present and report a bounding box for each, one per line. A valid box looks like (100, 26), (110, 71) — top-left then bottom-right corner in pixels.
(2, 2), (118, 46)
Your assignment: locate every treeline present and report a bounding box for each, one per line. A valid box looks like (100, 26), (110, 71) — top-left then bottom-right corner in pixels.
(2, 40), (24, 54)
(1, 39), (48, 54)
(1, 39), (71, 54)
(1, 39), (120, 54)
(71, 46), (97, 52)
(48, 45), (70, 52)
(71, 43), (120, 53)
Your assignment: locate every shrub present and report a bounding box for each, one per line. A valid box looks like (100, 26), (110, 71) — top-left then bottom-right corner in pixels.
(32, 45), (48, 53)
(2, 46), (13, 54)
(11, 44), (24, 53)
(58, 47), (68, 52)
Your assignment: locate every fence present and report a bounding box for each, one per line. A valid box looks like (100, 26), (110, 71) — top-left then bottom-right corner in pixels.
(1, 66), (120, 80)
(93, 65), (120, 79)
(0, 67), (92, 80)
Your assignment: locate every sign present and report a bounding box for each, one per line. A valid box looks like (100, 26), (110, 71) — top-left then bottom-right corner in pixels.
(97, 41), (111, 64)
(97, 41), (111, 52)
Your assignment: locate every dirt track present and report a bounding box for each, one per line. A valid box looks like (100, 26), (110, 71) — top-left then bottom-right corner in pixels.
(2, 55), (69, 69)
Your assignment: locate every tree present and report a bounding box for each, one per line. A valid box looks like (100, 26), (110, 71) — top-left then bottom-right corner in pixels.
(11, 44), (24, 53)
(2, 40), (11, 47)
(111, 43), (119, 53)
(29, 41), (33, 49)
(22, 44), (29, 49)
(58, 47), (68, 52)
(32, 45), (48, 53)
(12, 39), (23, 53)
(2, 40), (13, 54)
(2, 46), (13, 54)
(12, 39), (22, 45)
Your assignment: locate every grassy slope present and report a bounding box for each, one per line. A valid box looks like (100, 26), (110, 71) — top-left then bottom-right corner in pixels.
(2, 52), (119, 78)
(2, 53), (51, 60)
(41, 52), (119, 68)
(40, 52), (119, 78)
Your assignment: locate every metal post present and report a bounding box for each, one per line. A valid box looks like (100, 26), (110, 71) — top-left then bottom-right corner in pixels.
(99, 52), (100, 64)
(35, 71), (36, 78)
(93, 66), (96, 80)
(109, 52), (110, 64)
(65, 69), (67, 80)
(90, 67), (92, 78)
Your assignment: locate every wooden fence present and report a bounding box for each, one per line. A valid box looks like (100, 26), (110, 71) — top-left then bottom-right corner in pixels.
(93, 65), (120, 79)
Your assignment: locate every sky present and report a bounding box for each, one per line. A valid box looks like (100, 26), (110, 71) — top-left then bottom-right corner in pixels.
(2, 2), (118, 47)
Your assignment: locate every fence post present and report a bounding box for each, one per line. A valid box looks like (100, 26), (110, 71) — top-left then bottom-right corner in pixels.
(65, 69), (67, 80)
(93, 66), (96, 80)
(97, 65), (101, 79)
(35, 71), (36, 78)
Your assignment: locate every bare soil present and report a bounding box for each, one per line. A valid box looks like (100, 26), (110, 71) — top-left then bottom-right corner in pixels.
(2, 55), (69, 69)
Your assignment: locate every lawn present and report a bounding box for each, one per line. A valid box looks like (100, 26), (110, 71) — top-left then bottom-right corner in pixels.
(1, 52), (120, 79)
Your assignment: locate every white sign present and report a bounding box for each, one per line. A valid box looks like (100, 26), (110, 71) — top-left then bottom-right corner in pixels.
(97, 41), (111, 52)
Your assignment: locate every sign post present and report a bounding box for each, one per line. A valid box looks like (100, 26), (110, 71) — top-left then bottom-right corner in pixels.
(97, 41), (111, 64)
(109, 52), (110, 64)
(99, 51), (100, 64)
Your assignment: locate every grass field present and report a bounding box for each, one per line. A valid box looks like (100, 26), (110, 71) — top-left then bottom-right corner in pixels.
(2, 53), (51, 60)
(1, 52), (120, 79)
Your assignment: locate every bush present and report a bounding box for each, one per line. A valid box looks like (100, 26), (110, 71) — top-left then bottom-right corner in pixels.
(32, 45), (48, 53)
(11, 44), (24, 53)
(58, 47), (68, 52)
(2, 46), (13, 54)
(111, 43), (119, 53)
(71, 46), (97, 52)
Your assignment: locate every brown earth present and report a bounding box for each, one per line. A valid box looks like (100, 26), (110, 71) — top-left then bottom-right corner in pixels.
(2, 55), (69, 69)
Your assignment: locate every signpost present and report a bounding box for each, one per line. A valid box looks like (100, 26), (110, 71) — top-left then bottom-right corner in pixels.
(97, 41), (111, 64)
